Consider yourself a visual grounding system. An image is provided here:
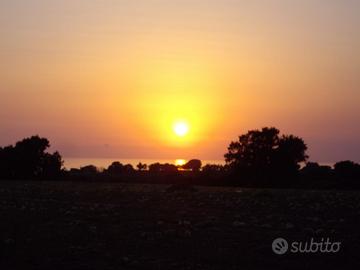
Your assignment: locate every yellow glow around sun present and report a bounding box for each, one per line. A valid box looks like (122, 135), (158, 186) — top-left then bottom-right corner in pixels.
(175, 159), (187, 166)
(127, 46), (225, 148)
(173, 121), (189, 137)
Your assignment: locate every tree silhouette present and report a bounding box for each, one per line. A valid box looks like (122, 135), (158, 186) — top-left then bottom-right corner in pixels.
(182, 159), (202, 172)
(105, 162), (134, 176)
(301, 162), (332, 178)
(149, 163), (161, 173)
(202, 164), (224, 173)
(224, 127), (308, 182)
(42, 151), (63, 178)
(106, 162), (124, 175)
(137, 162), (147, 171)
(123, 164), (135, 174)
(80, 165), (98, 175)
(334, 160), (360, 180)
(0, 135), (63, 179)
(149, 163), (177, 173)
(14, 136), (50, 178)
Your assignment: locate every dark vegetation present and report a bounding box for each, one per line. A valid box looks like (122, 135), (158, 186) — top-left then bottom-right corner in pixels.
(0, 128), (359, 189)
(0, 136), (63, 180)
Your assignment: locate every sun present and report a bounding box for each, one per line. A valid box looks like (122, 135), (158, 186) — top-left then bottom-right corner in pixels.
(175, 159), (187, 166)
(173, 121), (189, 137)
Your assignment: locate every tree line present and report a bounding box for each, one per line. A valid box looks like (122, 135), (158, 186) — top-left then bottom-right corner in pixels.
(0, 128), (359, 188)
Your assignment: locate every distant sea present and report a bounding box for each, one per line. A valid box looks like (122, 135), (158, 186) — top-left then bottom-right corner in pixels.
(64, 158), (225, 170)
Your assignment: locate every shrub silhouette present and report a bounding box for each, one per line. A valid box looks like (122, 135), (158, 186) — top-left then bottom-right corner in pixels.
(334, 160), (360, 180)
(182, 159), (202, 172)
(161, 163), (178, 172)
(149, 163), (161, 173)
(107, 161), (124, 175)
(301, 162), (333, 179)
(224, 127), (308, 182)
(123, 164), (135, 174)
(104, 162), (134, 176)
(149, 163), (178, 173)
(299, 162), (335, 188)
(202, 164), (225, 173)
(80, 165), (98, 175)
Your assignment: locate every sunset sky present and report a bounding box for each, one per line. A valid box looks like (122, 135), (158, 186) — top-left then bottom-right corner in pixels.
(1, 0), (359, 162)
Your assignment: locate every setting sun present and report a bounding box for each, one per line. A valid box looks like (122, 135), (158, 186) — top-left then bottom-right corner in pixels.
(175, 159), (187, 166)
(173, 121), (189, 137)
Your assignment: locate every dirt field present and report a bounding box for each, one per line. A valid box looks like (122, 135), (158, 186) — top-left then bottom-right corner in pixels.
(0, 180), (359, 269)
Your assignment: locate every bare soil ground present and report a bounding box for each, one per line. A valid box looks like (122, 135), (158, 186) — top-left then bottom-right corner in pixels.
(0, 180), (359, 269)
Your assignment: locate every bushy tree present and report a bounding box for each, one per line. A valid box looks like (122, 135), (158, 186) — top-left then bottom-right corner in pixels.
(301, 162), (333, 178)
(42, 151), (64, 178)
(149, 163), (161, 173)
(80, 165), (98, 175)
(202, 164), (225, 173)
(105, 162), (134, 176)
(149, 163), (177, 173)
(0, 135), (63, 179)
(334, 160), (360, 180)
(182, 159), (202, 172)
(107, 161), (124, 175)
(224, 127), (308, 182)
(123, 164), (135, 174)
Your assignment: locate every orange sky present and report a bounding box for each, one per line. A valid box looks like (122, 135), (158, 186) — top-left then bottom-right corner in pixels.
(1, 0), (360, 162)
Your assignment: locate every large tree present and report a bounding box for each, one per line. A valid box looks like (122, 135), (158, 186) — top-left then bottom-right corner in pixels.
(224, 127), (308, 181)
(0, 135), (63, 179)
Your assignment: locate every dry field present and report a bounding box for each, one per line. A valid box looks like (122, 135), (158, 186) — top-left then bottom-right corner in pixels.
(0, 180), (359, 269)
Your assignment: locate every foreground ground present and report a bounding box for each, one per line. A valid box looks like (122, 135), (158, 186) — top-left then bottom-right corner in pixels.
(0, 180), (359, 269)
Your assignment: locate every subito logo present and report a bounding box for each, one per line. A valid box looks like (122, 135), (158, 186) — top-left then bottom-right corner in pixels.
(272, 238), (289, 255)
